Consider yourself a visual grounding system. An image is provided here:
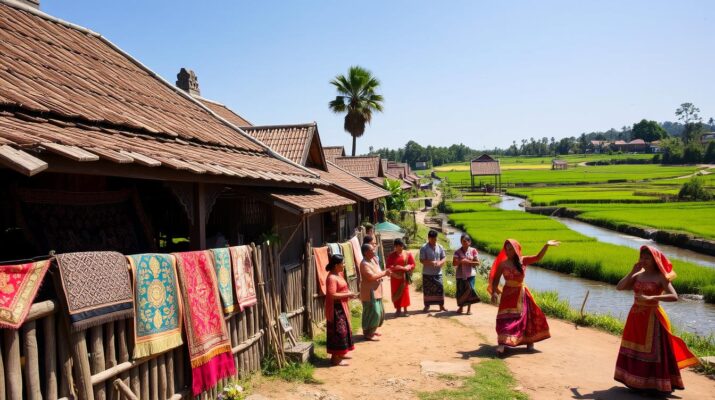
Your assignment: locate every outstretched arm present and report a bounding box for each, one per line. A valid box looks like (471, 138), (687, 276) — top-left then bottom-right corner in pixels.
(522, 240), (560, 265)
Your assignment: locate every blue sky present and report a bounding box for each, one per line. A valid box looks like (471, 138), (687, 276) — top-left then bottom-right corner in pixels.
(44, 0), (714, 153)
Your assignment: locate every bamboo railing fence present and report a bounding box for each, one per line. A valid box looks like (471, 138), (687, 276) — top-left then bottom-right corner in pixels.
(1, 229), (367, 399)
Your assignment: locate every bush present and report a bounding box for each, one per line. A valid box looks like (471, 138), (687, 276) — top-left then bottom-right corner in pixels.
(386, 209), (400, 222)
(705, 141), (715, 163)
(678, 176), (713, 201)
(683, 143), (704, 164)
(702, 285), (715, 303)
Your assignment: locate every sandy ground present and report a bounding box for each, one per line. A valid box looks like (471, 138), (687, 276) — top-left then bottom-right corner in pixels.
(251, 287), (715, 399)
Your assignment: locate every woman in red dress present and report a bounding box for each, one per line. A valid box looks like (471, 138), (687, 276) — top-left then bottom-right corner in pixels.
(489, 238), (559, 356)
(386, 238), (415, 317)
(614, 246), (699, 392)
(325, 254), (358, 366)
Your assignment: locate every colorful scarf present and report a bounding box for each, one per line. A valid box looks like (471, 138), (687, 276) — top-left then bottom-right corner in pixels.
(339, 242), (357, 278)
(127, 254), (183, 359)
(313, 246), (330, 295)
(173, 251), (235, 395)
(488, 239), (522, 295)
(0, 260), (51, 329)
(55, 251), (134, 331)
(327, 243), (342, 257)
(228, 246), (257, 310)
(210, 248), (237, 313)
(641, 245), (677, 281)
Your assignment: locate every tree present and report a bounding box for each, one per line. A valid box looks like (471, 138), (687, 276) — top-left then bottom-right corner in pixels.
(704, 141), (715, 163)
(675, 102), (702, 125)
(659, 137), (684, 164)
(328, 66), (384, 156)
(631, 119), (667, 142)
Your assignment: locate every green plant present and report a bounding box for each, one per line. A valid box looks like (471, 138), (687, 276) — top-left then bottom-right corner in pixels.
(419, 360), (527, 400)
(679, 176), (713, 201)
(261, 357), (320, 384)
(384, 178), (409, 211)
(218, 383), (247, 400)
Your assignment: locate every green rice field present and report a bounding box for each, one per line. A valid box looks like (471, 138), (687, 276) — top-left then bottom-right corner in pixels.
(566, 202), (715, 241)
(507, 184), (680, 206)
(438, 164), (704, 186)
(445, 201), (715, 299)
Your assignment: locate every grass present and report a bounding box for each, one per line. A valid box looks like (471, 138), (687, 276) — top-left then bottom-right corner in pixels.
(445, 202), (715, 299)
(418, 360), (528, 400)
(434, 154), (655, 172)
(311, 300), (363, 361)
(507, 184), (680, 206)
(437, 164), (704, 186)
(565, 202), (715, 241)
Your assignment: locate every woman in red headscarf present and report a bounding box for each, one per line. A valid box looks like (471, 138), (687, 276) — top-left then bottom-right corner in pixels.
(614, 246), (699, 393)
(488, 239), (559, 356)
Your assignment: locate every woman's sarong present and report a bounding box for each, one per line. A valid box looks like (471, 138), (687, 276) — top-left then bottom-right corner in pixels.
(362, 297), (384, 336)
(614, 282), (698, 392)
(390, 277), (410, 308)
(496, 281), (550, 346)
(456, 277), (480, 307)
(327, 301), (354, 355)
(422, 274), (444, 306)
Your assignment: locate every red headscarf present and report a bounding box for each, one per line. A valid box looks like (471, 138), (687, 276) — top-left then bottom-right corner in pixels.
(487, 239), (522, 294)
(640, 245), (676, 281)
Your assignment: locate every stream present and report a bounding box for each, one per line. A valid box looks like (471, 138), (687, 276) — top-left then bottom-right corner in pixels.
(445, 196), (715, 336)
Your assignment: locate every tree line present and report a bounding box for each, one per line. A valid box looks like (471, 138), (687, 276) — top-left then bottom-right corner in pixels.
(369, 103), (715, 167)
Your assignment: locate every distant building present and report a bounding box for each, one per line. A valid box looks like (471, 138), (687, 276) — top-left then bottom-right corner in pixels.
(552, 159), (568, 170)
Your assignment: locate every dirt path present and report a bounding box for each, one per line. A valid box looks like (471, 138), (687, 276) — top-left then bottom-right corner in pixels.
(251, 287), (715, 399)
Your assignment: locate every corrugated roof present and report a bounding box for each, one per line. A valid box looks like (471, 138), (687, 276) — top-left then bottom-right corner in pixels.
(323, 146), (345, 162)
(271, 188), (355, 213)
(310, 162), (389, 201)
(333, 156), (382, 178)
(0, 2), (318, 185)
(198, 98), (253, 127)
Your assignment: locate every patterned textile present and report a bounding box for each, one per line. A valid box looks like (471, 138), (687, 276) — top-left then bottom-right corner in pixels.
(55, 252), (134, 331)
(210, 248), (237, 314)
(453, 246), (479, 279)
(127, 254), (183, 359)
(422, 274), (444, 306)
(228, 246), (257, 310)
(456, 277), (480, 307)
(174, 251), (235, 396)
(339, 242), (357, 278)
(313, 246), (330, 295)
(614, 281), (698, 392)
(0, 260), (50, 329)
(361, 298), (384, 337)
(327, 243), (342, 257)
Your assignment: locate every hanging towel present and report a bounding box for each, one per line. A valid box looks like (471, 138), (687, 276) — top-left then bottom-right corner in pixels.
(339, 242), (357, 278)
(229, 246), (258, 310)
(173, 250), (235, 396)
(127, 254), (183, 359)
(210, 248), (237, 314)
(327, 243), (342, 257)
(0, 260), (51, 329)
(313, 246), (330, 295)
(349, 236), (364, 268)
(55, 251), (133, 331)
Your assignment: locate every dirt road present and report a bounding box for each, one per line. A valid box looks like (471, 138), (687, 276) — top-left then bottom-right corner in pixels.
(252, 287), (715, 399)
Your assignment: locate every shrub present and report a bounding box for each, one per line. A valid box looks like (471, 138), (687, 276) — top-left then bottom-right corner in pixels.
(679, 176), (713, 201)
(702, 285), (715, 303)
(386, 209), (400, 222)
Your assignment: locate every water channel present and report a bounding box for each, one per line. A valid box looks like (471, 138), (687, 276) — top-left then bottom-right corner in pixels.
(445, 196), (715, 336)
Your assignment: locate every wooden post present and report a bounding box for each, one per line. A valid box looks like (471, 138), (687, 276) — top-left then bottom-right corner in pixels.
(0, 337), (5, 400)
(70, 331), (94, 400)
(2, 330), (22, 400)
(44, 315), (59, 400)
(89, 327), (106, 400)
(22, 321), (42, 400)
(104, 322), (117, 400)
(116, 320), (130, 394)
(190, 182), (207, 250)
(165, 351), (175, 397)
(149, 358), (158, 400)
(139, 362), (149, 400)
(158, 355), (167, 400)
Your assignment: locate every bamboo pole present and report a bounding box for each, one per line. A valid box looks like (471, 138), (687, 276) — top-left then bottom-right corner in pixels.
(112, 379), (138, 400)
(70, 331), (93, 400)
(22, 321), (42, 400)
(139, 362), (148, 400)
(89, 326), (106, 400)
(116, 320), (130, 393)
(149, 358), (158, 400)
(158, 354), (167, 400)
(165, 351), (175, 397)
(104, 322), (117, 400)
(130, 368), (139, 399)
(2, 329), (22, 400)
(44, 314), (59, 400)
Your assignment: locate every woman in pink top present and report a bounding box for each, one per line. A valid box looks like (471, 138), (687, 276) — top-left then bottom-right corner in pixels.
(325, 254), (358, 366)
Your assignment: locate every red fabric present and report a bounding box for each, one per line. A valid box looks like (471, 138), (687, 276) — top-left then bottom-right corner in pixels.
(0, 260), (50, 329)
(386, 251), (414, 308)
(325, 273), (350, 326)
(173, 251), (235, 395)
(615, 281), (698, 392)
(495, 262), (550, 346)
(314, 246), (330, 295)
(641, 245), (676, 281)
(488, 239), (522, 295)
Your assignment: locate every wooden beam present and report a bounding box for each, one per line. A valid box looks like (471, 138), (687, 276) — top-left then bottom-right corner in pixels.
(0, 145), (48, 176)
(118, 151), (161, 167)
(42, 143), (99, 162)
(190, 182), (207, 250)
(88, 147), (134, 164)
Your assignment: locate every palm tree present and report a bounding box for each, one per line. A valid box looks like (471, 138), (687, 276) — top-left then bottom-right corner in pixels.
(328, 66), (384, 156)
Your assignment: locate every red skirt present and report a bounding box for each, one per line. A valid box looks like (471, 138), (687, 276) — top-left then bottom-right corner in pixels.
(496, 285), (550, 346)
(390, 276), (410, 308)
